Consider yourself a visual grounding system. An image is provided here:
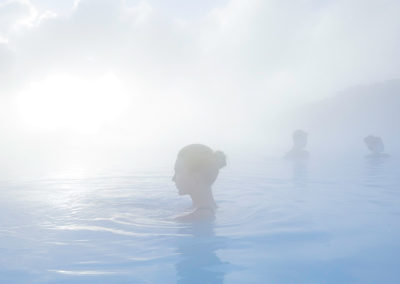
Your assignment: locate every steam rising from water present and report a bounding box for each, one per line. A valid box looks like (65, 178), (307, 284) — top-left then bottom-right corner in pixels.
(0, 0), (399, 178)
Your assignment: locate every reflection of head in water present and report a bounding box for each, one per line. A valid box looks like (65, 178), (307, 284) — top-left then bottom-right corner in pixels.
(364, 135), (384, 154)
(172, 144), (226, 222)
(175, 223), (227, 284)
(293, 130), (308, 150)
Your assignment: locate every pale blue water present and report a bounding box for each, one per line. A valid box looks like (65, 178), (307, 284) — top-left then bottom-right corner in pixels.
(1, 158), (400, 283)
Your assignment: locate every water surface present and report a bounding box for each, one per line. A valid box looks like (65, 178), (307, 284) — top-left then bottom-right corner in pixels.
(1, 158), (399, 283)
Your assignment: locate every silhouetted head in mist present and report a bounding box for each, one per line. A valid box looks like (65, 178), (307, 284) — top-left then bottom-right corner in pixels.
(285, 130), (309, 160)
(292, 130), (308, 150)
(364, 135), (384, 153)
(173, 144), (226, 222)
(364, 135), (389, 159)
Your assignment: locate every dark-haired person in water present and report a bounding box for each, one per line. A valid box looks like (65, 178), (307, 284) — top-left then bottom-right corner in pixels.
(285, 130), (310, 160)
(172, 144), (226, 222)
(364, 135), (390, 159)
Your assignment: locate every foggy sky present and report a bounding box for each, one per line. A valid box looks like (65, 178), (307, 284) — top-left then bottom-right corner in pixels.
(0, 0), (399, 176)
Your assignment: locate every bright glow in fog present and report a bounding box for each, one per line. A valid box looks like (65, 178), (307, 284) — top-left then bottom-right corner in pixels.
(1, 0), (400, 283)
(17, 73), (130, 133)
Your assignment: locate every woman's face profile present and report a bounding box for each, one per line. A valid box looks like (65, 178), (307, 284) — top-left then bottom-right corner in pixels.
(173, 157), (198, 195)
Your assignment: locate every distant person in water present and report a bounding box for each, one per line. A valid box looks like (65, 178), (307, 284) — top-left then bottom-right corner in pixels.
(172, 144), (226, 222)
(285, 130), (310, 160)
(364, 135), (389, 159)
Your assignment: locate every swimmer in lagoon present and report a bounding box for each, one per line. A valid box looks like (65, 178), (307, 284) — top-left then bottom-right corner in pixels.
(172, 144), (226, 222)
(364, 135), (390, 159)
(285, 129), (310, 160)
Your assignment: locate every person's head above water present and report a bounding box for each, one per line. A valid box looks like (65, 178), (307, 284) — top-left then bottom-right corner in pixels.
(292, 130), (308, 150)
(173, 144), (226, 196)
(364, 135), (384, 154)
(285, 129), (309, 160)
(172, 144), (226, 222)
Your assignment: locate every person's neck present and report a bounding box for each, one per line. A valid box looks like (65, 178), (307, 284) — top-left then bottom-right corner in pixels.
(189, 186), (216, 210)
